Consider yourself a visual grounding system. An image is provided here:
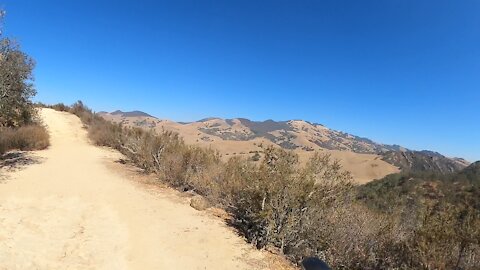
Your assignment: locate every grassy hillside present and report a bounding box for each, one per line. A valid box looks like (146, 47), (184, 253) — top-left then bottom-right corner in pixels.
(98, 111), (401, 183)
(99, 111), (469, 181)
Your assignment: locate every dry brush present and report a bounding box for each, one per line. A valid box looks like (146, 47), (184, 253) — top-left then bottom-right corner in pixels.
(49, 101), (479, 270)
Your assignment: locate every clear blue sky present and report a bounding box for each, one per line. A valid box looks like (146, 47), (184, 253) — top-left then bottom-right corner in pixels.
(2, 0), (479, 161)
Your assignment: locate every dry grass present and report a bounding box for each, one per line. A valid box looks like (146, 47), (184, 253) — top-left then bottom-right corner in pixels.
(0, 124), (50, 155)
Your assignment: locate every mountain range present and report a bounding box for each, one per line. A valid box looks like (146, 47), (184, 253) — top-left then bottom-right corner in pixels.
(98, 110), (471, 183)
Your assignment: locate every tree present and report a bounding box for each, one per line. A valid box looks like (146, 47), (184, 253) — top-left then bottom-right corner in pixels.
(0, 10), (37, 127)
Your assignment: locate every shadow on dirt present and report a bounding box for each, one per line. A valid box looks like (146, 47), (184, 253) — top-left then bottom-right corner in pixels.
(0, 151), (45, 182)
(114, 158), (128, 165)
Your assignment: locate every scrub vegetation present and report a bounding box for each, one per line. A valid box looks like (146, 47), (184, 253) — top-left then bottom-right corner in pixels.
(45, 101), (480, 269)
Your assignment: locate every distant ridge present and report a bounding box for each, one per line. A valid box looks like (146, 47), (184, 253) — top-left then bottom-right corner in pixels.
(197, 117), (222, 122)
(381, 150), (469, 174)
(109, 110), (156, 118)
(459, 161), (480, 180)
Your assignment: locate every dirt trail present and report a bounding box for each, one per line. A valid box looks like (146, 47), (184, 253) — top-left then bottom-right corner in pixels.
(0, 109), (287, 270)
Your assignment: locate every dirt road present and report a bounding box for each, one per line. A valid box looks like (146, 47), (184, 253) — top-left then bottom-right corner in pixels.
(0, 109), (288, 270)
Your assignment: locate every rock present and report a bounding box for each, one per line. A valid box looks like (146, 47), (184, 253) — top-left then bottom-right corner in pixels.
(190, 195), (210, 211)
(301, 257), (331, 270)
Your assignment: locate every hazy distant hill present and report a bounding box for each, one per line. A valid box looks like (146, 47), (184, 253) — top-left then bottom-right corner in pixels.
(110, 110), (156, 118)
(381, 150), (470, 174)
(457, 161), (480, 184)
(97, 110), (471, 182)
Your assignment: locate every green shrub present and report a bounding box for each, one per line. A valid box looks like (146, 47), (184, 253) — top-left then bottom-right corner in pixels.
(50, 103), (69, 112)
(0, 12), (37, 128)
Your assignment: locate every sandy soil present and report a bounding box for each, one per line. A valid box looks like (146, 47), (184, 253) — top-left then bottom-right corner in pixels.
(0, 109), (292, 270)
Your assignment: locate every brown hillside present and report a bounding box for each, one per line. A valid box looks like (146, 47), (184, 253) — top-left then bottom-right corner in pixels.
(99, 112), (400, 183)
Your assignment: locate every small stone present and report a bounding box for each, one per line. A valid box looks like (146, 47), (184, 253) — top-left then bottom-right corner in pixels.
(190, 195), (210, 211)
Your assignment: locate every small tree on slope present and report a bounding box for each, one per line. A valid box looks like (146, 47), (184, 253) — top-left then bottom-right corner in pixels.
(0, 10), (37, 127)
